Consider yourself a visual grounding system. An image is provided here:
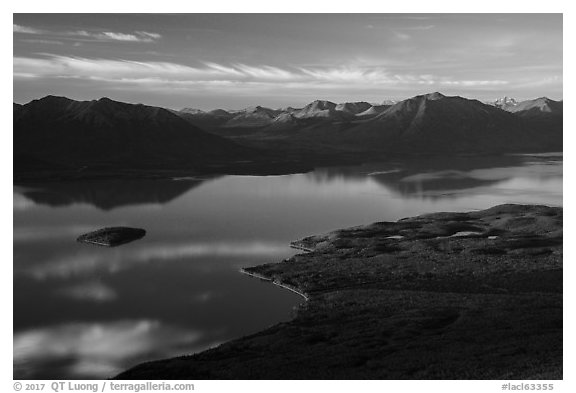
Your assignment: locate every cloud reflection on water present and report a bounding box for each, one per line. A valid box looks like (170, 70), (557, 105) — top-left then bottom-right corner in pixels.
(15, 241), (291, 280)
(14, 320), (205, 379)
(58, 280), (118, 302)
(13, 225), (100, 242)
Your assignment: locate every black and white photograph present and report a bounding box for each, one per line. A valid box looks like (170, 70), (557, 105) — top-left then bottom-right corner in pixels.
(10, 5), (568, 389)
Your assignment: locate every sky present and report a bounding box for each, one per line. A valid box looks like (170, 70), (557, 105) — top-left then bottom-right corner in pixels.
(13, 14), (563, 110)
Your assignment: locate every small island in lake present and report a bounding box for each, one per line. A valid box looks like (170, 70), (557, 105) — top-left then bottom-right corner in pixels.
(116, 204), (562, 379)
(77, 227), (146, 247)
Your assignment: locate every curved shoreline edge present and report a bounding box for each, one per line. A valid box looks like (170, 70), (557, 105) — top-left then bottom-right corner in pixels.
(239, 268), (310, 301)
(115, 204), (562, 380)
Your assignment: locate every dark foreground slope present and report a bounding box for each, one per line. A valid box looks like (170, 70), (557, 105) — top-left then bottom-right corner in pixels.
(117, 204), (562, 379)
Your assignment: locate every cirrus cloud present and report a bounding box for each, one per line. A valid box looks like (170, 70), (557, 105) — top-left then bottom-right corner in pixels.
(13, 54), (510, 94)
(14, 24), (161, 43)
(95, 31), (161, 43)
(13, 24), (44, 34)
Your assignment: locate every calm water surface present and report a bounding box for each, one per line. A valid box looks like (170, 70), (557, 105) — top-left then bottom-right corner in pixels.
(13, 153), (562, 379)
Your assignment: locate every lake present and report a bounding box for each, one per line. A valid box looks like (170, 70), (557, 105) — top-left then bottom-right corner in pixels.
(13, 153), (562, 379)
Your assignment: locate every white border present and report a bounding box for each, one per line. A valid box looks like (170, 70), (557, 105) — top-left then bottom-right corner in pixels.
(4, 2), (572, 392)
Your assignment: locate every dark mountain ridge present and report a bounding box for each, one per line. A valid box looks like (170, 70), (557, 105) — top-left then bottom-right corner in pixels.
(507, 97), (563, 116)
(14, 96), (257, 175)
(342, 93), (561, 153)
(14, 92), (563, 179)
(335, 101), (372, 114)
(506, 98), (563, 140)
(221, 92), (562, 156)
(293, 100), (353, 121)
(223, 105), (282, 128)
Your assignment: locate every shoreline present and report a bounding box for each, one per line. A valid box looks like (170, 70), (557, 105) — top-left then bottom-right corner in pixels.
(115, 204), (562, 380)
(239, 268), (310, 301)
(14, 150), (562, 184)
(288, 243), (315, 253)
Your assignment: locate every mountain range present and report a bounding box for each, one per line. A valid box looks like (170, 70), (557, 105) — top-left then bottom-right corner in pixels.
(337, 92), (561, 154)
(176, 92), (561, 156)
(172, 100), (391, 130)
(13, 92), (562, 178)
(14, 96), (260, 176)
(488, 96), (518, 110)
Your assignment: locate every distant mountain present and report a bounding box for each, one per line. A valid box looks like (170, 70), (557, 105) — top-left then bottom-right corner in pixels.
(209, 109), (233, 117)
(172, 108), (234, 129)
(294, 100), (335, 118)
(265, 92), (562, 156)
(180, 108), (206, 115)
(271, 112), (299, 124)
(14, 96), (255, 174)
(486, 96), (563, 117)
(14, 93), (562, 177)
(490, 96), (518, 110)
(339, 92), (556, 153)
(174, 100), (389, 132)
(293, 100), (353, 121)
(505, 98), (563, 141)
(173, 92), (561, 157)
(334, 101), (372, 115)
(278, 106), (301, 114)
(355, 104), (391, 118)
(223, 106), (281, 128)
(505, 97), (562, 117)
(266, 112), (310, 132)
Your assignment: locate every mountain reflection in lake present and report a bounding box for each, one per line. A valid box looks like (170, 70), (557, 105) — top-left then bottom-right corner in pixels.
(13, 153), (562, 379)
(15, 178), (214, 211)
